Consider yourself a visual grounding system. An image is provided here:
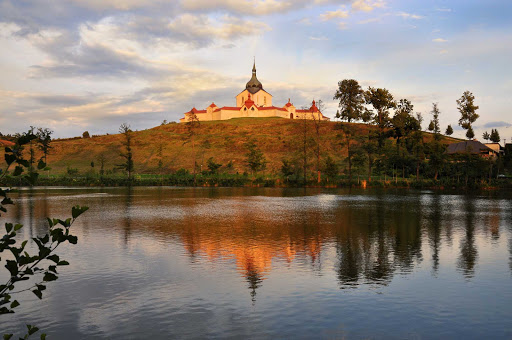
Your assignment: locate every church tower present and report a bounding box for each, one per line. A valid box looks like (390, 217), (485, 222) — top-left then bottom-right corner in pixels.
(236, 60), (272, 107)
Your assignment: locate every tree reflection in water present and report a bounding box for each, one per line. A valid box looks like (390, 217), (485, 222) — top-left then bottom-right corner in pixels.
(457, 195), (478, 278)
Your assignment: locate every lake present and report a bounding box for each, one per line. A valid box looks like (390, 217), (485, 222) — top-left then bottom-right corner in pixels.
(2, 187), (512, 339)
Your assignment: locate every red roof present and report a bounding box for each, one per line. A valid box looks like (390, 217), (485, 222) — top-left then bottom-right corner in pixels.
(208, 102), (217, 108)
(284, 98), (293, 107)
(216, 107), (241, 111)
(259, 106), (288, 111)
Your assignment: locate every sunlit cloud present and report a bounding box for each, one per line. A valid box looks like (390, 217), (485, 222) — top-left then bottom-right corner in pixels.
(433, 38), (448, 43)
(320, 9), (349, 21)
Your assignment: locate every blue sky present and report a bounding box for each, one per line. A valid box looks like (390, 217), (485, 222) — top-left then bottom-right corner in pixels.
(0, 0), (511, 140)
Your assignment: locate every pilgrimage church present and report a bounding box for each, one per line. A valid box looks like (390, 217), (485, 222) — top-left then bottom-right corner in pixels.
(180, 62), (329, 123)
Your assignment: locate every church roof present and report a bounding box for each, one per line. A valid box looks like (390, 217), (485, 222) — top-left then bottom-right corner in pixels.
(246, 61), (263, 94)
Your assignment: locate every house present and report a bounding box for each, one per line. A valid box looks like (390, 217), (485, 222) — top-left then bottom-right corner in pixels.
(446, 140), (498, 158)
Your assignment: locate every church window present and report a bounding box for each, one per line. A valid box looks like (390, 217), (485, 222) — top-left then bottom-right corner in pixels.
(251, 107), (254, 111)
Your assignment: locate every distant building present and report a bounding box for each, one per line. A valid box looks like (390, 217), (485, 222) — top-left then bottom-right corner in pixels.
(446, 140), (498, 158)
(484, 142), (504, 155)
(180, 61), (329, 123)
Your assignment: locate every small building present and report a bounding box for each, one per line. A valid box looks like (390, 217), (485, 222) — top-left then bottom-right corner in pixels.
(484, 142), (504, 155)
(446, 140), (498, 158)
(180, 62), (329, 123)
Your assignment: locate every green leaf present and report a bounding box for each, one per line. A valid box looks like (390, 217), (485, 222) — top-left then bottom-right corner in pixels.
(27, 325), (39, 336)
(13, 224), (23, 232)
(37, 159), (46, 170)
(12, 166), (23, 176)
(5, 223), (13, 233)
(43, 272), (57, 282)
(36, 284), (46, 291)
(40, 334), (46, 340)
(48, 265), (57, 273)
(3, 334), (13, 340)
(4, 153), (16, 165)
(47, 255), (59, 263)
(5, 260), (18, 276)
(57, 261), (69, 266)
(32, 290), (42, 299)
(46, 218), (54, 227)
(67, 235), (78, 244)
(72, 205), (89, 219)
(1, 197), (13, 205)
(9, 300), (19, 309)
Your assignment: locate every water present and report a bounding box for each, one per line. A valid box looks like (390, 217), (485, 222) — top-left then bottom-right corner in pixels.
(2, 187), (512, 339)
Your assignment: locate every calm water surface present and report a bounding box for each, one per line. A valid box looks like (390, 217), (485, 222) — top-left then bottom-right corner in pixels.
(2, 187), (512, 339)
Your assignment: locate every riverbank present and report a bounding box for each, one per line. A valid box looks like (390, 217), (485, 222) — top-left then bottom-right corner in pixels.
(3, 173), (511, 189)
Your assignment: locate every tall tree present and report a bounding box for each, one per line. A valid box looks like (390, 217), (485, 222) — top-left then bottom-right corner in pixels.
(490, 129), (501, 143)
(364, 87), (396, 129)
(392, 99), (415, 151)
(117, 123), (134, 180)
(457, 91), (479, 140)
(365, 87), (396, 148)
(333, 79), (365, 122)
(312, 113), (323, 183)
(445, 125), (453, 136)
(430, 103), (442, 141)
(36, 128), (53, 165)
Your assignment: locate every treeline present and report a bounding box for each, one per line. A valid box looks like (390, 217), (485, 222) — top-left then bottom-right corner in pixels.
(2, 81), (511, 188)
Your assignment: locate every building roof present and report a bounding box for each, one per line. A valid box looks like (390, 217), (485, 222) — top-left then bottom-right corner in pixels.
(446, 140), (497, 155)
(246, 61), (263, 94)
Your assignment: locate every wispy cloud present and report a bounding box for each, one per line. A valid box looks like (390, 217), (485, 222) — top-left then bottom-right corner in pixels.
(351, 0), (386, 12)
(320, 9), (349, 21)
(436, 8), (452, 12)
(310, 36), (329, 41)
(396, 12), (424, 20)
(433, 38), (448, 43)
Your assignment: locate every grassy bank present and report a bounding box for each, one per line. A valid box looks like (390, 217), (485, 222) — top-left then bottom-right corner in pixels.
(2, 173), (511, 190)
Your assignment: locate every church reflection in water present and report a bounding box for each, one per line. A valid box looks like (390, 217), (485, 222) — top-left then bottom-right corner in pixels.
(8, 188), (512, 302)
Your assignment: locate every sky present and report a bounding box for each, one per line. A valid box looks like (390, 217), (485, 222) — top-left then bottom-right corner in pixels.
(0, 0), (511, 140)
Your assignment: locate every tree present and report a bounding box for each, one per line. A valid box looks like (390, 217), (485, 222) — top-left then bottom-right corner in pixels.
(82, 131), (90, 138)
(333, 79), (365, 122)
(117, 123), (134, 180)
(364, 87), (396, 129)
(323, 156), (338, 180)
(430, 103), (442, 141)
(37, 128), (53, 165)
(1, 131), (88, 338)
(312, 113), (323, 183)
(98, 153), (106, 177)
(445, 125), (453, 136)
(281, 159), (295, 181)
(482, 131), (490, 142)
(466, 126), (475, 140)
(364, 87), (396, 148)
(206, 157), (222, 174)
(490, 129), (500, 143)
(457, 91), (479, 140)
(245, 140), (267, 174)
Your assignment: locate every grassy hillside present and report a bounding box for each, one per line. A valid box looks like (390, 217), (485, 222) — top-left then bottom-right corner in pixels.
(1, 118), (461, 175)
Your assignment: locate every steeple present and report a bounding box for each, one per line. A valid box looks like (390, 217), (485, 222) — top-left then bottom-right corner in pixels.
(246, 58), (263, 94)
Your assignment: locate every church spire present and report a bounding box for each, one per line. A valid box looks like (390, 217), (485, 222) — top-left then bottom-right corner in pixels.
(246, 58), (263, 94)
(252, 57), (256, 74)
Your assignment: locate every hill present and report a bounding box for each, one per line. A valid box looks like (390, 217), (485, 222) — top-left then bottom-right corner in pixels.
(1, 118), (461, 175)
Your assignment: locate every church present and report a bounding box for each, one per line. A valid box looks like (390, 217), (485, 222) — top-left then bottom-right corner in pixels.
(180, 62), (329, 123)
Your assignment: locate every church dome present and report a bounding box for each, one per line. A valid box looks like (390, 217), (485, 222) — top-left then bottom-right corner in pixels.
(246, 61), (263, 94)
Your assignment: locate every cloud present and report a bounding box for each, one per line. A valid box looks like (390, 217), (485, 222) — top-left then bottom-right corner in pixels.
(483, 121), (512, 128)
(309, 36), (329, 41)
(436, 8), (452, 12)
(396, 12), (424, 20)
(320, 9), (349, 21)
(297, 18), (312, 25)
(181, 0), (301, 15)
(432, 38), (448, 43)
(351, 0), (385, 12)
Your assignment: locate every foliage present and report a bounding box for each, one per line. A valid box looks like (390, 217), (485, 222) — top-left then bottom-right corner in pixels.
(333, 79), (365, 122)
(323, 156), (338, 180)
(117, 123), (134, 180)
(364, 87), (396, 130)
(490, 129), (500, 143)
(206, 157), (222, 174)
(456, 91), (479, 140)
(36, 128), (53, 165)
(245, 140), (267, 174)
(482, 131), (490, 141)
(82, 131), (90, 139)
(445, 125), (453, 136)
(1, 131), (88, 339)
